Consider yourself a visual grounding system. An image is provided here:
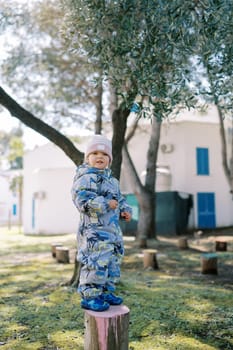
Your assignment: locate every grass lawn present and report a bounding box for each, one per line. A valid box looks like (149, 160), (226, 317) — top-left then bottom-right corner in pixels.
(0, 226), (232, 350)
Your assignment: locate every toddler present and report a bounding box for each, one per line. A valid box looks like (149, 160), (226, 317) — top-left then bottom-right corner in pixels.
(71, 134), (132, 311)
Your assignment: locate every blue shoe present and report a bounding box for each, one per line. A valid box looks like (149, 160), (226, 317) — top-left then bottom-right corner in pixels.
(81, 297), (110, 312)
(101, 293), (123, 305)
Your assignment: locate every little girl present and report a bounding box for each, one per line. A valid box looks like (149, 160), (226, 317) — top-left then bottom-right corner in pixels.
(71, 134), (132, 311)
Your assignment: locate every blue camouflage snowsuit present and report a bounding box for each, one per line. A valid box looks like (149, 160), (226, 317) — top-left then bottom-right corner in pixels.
(71, 164), (132, 298)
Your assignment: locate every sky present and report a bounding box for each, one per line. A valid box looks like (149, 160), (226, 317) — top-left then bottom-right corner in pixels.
(0, 1), (48, 150)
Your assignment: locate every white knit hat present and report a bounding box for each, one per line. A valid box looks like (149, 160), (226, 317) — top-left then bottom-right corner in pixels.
(85, 135), (112, 163)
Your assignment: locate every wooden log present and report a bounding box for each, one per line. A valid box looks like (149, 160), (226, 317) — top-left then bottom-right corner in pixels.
(56, 246), (70, 263)
(215, 240), (227, 252)
(51, 242), (63, 258)
(84, 305), (130, 350)
(143, 249), (159, 269)
(178, 237), (189, 249)
(201, 253), (218, 274)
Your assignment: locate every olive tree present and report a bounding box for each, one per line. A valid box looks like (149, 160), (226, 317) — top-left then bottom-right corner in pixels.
(62, 0), (198, 246)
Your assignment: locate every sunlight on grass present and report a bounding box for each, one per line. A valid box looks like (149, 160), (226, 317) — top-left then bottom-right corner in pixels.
(49, 330), (84, 349)
(0, 226), (232, 349)
(0, 340), (43, 350)
(129, 334), (218, 350)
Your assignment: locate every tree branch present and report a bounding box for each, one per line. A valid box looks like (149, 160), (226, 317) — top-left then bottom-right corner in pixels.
(0, 86), (84, 166)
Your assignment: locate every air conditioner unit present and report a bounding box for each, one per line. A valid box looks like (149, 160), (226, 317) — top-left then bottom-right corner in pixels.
(160, 144), (174, 153)
(33, 191), (46, 200)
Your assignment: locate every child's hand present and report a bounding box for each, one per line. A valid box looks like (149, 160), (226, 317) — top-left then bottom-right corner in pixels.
(109, 199), (118, 209)
(120, 212), (132, 222)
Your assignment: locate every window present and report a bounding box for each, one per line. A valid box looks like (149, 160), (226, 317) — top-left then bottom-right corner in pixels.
(196, 147), (209, 175)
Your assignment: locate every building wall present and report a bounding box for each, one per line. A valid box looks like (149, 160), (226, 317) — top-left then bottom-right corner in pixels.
(33, 168), (78, 234)
(23, 143), (78, 234)
(159, 120), (233, 227)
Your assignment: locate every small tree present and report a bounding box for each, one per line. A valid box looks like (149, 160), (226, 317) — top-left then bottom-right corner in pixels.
(8, 136), (24, 170)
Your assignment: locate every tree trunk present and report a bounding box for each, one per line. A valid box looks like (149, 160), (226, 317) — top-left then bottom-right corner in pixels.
(207, 73), (233, 195)
(137, 189), (155, 247)
(111, 107), (130, 180)
(65, 252), (82, 287)
(122, 115), (162, 247)
(94, 78), (103, 134)
(216, 103), (233, 192)
(122, 145), (154, 248)
(137, 116), (161, 246)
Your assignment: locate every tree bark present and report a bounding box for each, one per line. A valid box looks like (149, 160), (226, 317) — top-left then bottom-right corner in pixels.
(137, 189), (155, 246)
(51, 242), (63, 258)
(56, 247), (70, 263)
(178, 237), (189, 249)
(111, 107), (130, 180)
(94, 78), (103, 134)
(201, 253), (218, 274)
(0, 86), (84, 166)
(216, 103), (233, 192)
(122, 116), (161, 247)
(122, 144), (153, 248)
(207, 71), (233, 195)
(143, 249), (158, 269)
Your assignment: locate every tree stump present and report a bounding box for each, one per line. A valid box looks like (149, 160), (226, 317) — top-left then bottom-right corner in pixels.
(201, 253), (218, 274)
(56, 246), (70, 263)
(178, 237), (189, 249)
(84, 305), (130, 350)
(143, 249), (159, 269)
(215, 240), (227, 252)
(51, 243), (63, 258)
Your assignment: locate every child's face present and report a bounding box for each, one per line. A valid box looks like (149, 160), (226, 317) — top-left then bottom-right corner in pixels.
(87, 151), (110, 169)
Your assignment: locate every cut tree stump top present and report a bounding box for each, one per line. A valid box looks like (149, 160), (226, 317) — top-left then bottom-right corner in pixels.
(85, 305), (130, 318)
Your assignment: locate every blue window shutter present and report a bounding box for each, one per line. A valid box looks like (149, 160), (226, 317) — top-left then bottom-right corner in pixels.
(196, 148), (209, 175)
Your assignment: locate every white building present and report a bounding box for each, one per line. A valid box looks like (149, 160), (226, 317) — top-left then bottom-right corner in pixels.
(23, 143), (80, 235)
(0, 170), (20, 226)
(22, 106), (233, 234)
(122, 106), (233, 230)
